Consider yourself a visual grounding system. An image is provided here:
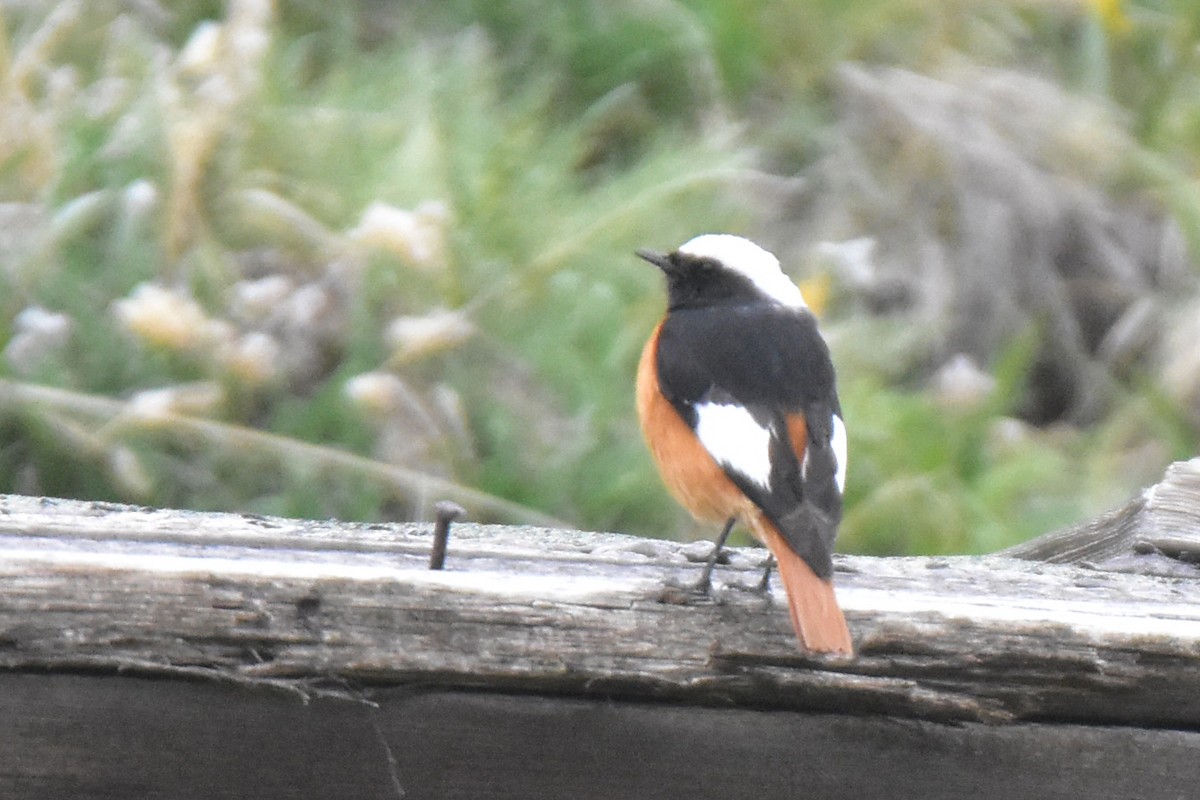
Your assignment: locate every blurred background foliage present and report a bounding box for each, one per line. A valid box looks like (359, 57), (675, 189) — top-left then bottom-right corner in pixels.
(0, 0), (1198, 555)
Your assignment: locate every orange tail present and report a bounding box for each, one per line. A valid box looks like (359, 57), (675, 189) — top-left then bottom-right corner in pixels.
(753, 519), (853, 655)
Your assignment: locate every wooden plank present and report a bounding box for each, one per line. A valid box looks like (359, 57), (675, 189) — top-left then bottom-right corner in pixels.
(2, 491), (1200, 730)
(1, 675), (1198, 800)
(1005, 458), (1200, 568)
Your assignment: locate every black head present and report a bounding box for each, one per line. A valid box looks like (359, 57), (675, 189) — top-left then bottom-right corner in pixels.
(637, 235), (808, 312)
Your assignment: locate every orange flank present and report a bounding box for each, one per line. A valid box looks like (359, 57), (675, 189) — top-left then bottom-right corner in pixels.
(636, 323), (757, 523)
(785, 413), (807, 463)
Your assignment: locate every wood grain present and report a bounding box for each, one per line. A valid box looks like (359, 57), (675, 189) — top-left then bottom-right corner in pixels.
(1004, 458), (1200, 568)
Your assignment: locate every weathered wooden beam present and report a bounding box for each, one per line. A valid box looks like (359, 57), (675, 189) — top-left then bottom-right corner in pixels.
(1005, 458), (1200, 570)
(1, 485), (1199, 732)
(3, 675), (1198, 800)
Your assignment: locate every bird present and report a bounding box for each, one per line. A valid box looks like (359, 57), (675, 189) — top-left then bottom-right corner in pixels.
(635, 234), (852, 655)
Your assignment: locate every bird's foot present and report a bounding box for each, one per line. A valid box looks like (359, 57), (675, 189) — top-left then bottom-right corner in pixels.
(661, 517), (738, 601)
(730, 556), (775, 596)
(661, 551), (728, 599)
(689, 517), (737, 596)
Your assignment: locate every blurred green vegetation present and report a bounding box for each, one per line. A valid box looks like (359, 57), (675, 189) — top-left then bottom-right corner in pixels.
(0, 0), (1197, 555)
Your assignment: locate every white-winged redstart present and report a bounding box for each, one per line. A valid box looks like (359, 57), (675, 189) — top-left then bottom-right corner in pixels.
(636, 234), (852, 654)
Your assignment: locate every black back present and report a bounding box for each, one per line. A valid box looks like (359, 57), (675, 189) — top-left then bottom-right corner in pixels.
(655, 303), (843, 578)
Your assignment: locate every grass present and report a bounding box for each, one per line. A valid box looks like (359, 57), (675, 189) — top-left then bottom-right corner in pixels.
(0, 0), (1198, 555)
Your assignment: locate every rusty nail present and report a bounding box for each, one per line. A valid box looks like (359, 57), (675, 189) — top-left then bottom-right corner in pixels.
(429, 501), (465, 570)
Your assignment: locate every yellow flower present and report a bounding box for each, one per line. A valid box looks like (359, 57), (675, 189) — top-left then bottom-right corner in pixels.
(798, 273), (832, 319)
(1090, 0), (1131, 34)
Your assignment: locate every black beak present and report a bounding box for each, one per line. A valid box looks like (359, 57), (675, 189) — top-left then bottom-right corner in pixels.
(635, 248), (672, 271)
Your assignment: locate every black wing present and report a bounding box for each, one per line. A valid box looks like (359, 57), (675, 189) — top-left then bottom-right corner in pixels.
(656, 304), (844, 578)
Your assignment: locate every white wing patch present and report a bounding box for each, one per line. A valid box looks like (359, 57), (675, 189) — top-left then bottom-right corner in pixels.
(831, 414), (848, 493)
(693, 401), (773, 489)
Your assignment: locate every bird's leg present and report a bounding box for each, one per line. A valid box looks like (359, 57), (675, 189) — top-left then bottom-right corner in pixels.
(742, 554), (775, 595)
(692, 516), (737, 595)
